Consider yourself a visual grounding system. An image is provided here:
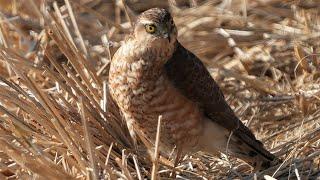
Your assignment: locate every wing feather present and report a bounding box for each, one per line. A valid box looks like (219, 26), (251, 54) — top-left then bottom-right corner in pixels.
(165, 42), (240, 131)
(165, 42), (276, 161)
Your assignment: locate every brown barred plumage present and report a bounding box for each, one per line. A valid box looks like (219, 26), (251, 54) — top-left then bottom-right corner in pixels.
(108, 8), (277, 170)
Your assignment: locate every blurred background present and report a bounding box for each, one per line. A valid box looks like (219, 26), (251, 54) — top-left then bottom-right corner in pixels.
(0, 0), (319, 179)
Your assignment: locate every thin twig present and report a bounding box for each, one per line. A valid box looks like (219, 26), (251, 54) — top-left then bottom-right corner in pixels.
(80, 99), (98, 180)
(151, 115), (162, 180)
(64, 0), (88, 55)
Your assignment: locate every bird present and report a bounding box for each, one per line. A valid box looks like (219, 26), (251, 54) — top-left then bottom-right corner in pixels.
(108, 8), (277, 170)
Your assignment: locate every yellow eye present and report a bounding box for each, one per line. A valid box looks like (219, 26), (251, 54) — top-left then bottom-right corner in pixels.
(145, 24), (156, 33)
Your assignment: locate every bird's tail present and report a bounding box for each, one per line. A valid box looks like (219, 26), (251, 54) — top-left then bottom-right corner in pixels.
(198, 119), (279, 171)
(229, 123), (278, 170)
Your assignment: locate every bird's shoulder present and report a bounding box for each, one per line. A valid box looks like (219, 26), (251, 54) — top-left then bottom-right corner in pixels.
(111, 36), (137, 63)
(165, 42), (240, 131)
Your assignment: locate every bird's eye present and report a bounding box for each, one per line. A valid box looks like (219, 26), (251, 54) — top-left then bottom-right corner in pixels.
(145, 24), (156, 34)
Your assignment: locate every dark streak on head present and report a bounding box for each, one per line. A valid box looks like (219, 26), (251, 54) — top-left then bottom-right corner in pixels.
(137, 8), (173, 25)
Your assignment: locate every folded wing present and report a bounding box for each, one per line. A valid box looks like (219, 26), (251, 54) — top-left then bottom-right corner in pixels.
(165, 42), (275, 163)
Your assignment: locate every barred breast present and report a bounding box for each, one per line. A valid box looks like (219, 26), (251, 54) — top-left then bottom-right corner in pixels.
(109, 39), (203, 153)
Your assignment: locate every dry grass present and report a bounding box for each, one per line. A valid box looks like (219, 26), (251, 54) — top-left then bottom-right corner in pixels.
(0, 0), (319, 179)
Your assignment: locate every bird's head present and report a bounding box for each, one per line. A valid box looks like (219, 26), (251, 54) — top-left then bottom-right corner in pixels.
(134, 8), (177, 46)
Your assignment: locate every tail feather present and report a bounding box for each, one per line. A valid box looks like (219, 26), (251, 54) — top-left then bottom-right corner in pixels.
(230, 123), (277, 170)
(198, 119), (279, 171)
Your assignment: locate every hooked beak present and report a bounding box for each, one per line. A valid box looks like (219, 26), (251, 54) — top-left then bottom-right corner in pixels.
(163, 32), (171, 42)
(162, 23), (172, 42)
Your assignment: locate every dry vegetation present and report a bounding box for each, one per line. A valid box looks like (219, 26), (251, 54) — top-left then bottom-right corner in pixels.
(0, 0), (319, 179)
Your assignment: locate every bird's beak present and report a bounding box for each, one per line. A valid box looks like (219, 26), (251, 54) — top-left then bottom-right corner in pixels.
(163, 33), (171, 42)
(162, 24), (171, 42)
